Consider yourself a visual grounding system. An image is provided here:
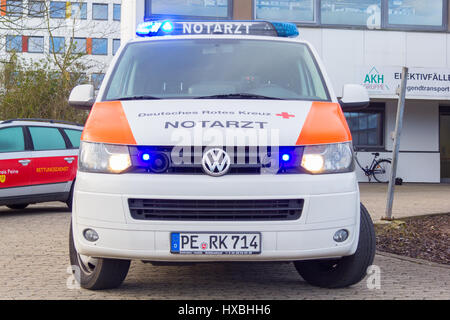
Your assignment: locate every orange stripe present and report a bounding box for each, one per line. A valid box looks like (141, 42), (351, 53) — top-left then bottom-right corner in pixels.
(66, 2), (71, 19)
(296, 102), (352, 145)
(22, 36), (28, 52)
(1, 0), (6, 16)
(81, 101), (137, 145)
(86, 38), (92, 54)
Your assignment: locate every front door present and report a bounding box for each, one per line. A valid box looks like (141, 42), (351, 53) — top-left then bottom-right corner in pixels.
(440, 107), (450, 183)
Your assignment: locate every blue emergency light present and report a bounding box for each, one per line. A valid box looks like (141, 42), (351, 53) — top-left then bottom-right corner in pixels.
(136, 20), (299, 38)
(141, 153), (151, 161)
(161, 21), (174, 32)
(282, 154), (291, 162)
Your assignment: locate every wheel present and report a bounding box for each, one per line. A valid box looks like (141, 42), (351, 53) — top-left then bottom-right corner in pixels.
(294, 203), (376, 288)
(69, 222), (130, 290)
(66, 182), (75, 211)
(7, 204), (29, 210)
(372, 159), (392, 183)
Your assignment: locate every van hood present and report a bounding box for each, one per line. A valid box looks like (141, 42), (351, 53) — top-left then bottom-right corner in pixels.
(81, 99), (352, 147)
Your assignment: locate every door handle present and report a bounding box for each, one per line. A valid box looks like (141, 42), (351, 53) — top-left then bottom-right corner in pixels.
(64, 157), (75, 164)
(18, 159), (31, 166)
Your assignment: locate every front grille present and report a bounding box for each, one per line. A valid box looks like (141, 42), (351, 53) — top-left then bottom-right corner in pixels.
(128, 146), (305, 175)
(168, 166), (261, 175)
(128, 199), (304, 221)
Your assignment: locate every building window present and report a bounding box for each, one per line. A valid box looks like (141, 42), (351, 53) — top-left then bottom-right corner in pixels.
(72, 37), (86, 54)
(91, 38), (108, 55)
(146, 0), (231, 19)
(28, 1), (45, 17)
(387, 0), (444, 27)
(50, 1), (66, 19)
(253, 0), (447, 31)
(71, 2), (87, 19)
(91, 73), (105, 90)
(255, 0), (315, 23)
(6, 0), (24, 16)
(112, 38), (120, 55)
(28, 36), (44, 53)
(92, 3), (108, 20)
(113, 3), (121, 21)
(50, 37), (65, 53)
(321, 0), (381, 26)
(69, 72), (88, 85)
(344, 104), (385, 149)
(6, 35), (22, 52)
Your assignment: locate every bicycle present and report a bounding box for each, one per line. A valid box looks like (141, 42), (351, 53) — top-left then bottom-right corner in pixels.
(354, 150), (392, 183)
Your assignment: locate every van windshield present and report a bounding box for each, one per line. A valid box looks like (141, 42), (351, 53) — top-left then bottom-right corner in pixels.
(103, 39), (330, 101)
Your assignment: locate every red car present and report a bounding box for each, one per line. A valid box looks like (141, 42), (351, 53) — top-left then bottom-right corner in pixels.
(0, 119), (83, 210)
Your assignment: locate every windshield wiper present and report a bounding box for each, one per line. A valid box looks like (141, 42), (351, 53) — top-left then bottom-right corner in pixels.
(115, 95), (162, 101)
(195, 93), (285, 100)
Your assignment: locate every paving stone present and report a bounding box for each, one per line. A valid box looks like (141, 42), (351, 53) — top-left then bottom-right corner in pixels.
(359, 183), (450, 221)
(0, 203), (449, 300)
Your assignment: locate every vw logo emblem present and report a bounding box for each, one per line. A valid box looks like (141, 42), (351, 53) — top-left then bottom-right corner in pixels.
(202, 148), (231, 177)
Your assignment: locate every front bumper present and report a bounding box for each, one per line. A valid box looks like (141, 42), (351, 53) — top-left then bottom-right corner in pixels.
(72, 171), (360, 262)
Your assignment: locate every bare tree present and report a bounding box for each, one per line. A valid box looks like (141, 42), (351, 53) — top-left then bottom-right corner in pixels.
(0, 0), (121, 121)
(0, 1), (120, 73)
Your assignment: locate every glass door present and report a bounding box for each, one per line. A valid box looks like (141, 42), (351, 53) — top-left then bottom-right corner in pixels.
(440, 107), (450, 183)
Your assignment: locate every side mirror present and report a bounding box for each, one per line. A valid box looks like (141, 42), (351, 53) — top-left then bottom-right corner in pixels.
(69, 84), (95, 110)
(339, 84), (370, 111)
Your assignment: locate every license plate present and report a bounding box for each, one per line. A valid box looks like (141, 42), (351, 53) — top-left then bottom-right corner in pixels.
(170, 232), (261, 255)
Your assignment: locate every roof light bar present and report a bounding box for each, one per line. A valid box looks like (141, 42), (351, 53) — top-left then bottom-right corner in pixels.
(136, 20), (299, 38)
(271, 21), (300, 38)
(161, 21), (174, 33)
(136, 21), (163, 37)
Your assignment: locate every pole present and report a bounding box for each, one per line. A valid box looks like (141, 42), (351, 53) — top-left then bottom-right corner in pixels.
(384, 66), (408, 221)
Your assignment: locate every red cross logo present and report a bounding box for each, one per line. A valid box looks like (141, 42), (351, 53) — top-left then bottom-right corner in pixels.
(276, 112), (295, 119)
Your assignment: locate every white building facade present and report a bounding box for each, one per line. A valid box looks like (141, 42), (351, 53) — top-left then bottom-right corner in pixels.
(119, 1), (449, 183)
(0, 0), (122, 88)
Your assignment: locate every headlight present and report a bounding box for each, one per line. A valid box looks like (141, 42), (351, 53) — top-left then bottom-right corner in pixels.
(79, 141), (131, 174)
(301, 142), (353, 174)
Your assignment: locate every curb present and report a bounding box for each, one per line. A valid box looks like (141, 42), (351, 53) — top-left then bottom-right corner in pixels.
(373, 212), (450, 224)
(376, 251), (450, 269)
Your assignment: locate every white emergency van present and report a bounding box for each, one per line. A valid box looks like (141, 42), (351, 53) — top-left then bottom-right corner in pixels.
(68, 20), (375, 290)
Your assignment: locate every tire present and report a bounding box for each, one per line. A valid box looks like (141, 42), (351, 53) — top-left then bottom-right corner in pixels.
(7, 204), (29, 210)
(294, 203), (376, 288)
(66, 182), (75, 211)
(372, 159), (392, 183)
(69, 222), (130, 290)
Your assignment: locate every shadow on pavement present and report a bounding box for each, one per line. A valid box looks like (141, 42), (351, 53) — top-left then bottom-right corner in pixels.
(110, 261), (315, 295)
(0, 205), (70, 218)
